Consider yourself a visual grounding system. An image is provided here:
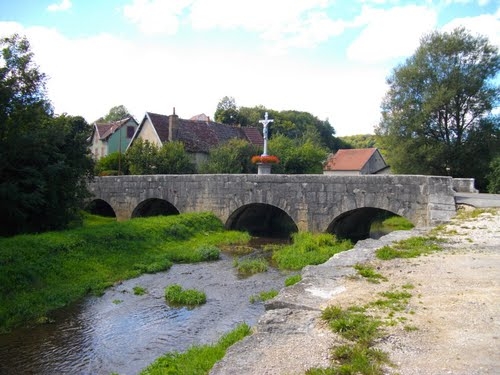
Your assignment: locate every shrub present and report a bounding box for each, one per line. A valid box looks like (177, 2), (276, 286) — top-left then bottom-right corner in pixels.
(284, 274), (302, 287)
(233, 258), (268, 276)
(164, 284), (206, 307)
(196, 245), (220, 261)
(272, 232), (352, 270)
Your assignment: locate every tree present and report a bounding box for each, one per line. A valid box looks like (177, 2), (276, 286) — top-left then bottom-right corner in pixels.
(268, 133), (328, 174)
(200, 139), (258, 174)
(0, 34), (94, 236)
(376, 28), (500, 190)
(97, 105), (130, 122)
(127, 139), (195, 174)
(486, 155), (500, 193)
(214, 96), (239, 125)
(340, 134), (377, 149)
(95, 152), (129, 175)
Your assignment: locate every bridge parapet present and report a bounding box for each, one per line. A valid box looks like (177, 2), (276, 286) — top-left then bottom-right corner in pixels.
(88, 174), (457, 232)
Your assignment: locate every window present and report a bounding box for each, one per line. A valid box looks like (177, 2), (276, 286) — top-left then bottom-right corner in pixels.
(127, 126), (135, 138)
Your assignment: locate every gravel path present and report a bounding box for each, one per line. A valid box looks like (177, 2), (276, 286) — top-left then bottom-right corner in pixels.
(211, 208), (500, 375)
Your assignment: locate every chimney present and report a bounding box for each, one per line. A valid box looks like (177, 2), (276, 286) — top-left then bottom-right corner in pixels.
(169, 107), (178, 141)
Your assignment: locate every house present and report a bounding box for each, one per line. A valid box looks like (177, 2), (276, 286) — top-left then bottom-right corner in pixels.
(91, 116), (139, 159)
(323, 148), (390, 175)
(129, 109), (264, 166)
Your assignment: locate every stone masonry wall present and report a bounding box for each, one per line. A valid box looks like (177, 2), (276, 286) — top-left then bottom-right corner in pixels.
(88, 174), (457, 230)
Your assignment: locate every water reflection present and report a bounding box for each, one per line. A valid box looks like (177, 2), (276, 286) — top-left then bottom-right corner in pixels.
(0, 252), (288, 375)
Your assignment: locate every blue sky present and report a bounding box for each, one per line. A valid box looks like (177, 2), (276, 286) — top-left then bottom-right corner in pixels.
(0, 0), (498, 135)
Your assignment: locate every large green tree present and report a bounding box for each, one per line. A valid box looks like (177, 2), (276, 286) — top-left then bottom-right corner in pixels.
(214, 96), (239, 125)
(0, 35), (94, 236)
(97, 105), (131, 122)
(127, 139), (195, 174)
(199, 139), (258, 174)
(376, 28), (500, 190)
(215, 99), (342, 151)
(268, 132), (328, 174)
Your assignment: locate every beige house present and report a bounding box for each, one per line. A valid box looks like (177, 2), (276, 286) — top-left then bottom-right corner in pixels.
(129, 109), (264, 167)
(91, 116), (138, 159)
(323, 148), (390, 175)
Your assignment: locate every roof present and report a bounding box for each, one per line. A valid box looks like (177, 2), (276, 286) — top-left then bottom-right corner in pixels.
(94, 117), (135, 140)
(143, 112), (264, 153)
(324, 148), (378, 171)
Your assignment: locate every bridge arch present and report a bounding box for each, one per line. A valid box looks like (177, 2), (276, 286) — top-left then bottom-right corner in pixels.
(132, 198), (180, 218)
(226, 203), (298, 238)
(327, 207), (414, 242)
(86, 199), (116, 217)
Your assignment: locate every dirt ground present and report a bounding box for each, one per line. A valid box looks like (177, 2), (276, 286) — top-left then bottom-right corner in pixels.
(324, 208), (500, 375)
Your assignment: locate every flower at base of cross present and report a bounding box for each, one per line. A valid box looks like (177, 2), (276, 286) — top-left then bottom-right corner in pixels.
(251, 155), (280, 164)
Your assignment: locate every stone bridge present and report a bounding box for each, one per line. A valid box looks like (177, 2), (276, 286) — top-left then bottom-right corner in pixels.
(87, 174), (464, 239)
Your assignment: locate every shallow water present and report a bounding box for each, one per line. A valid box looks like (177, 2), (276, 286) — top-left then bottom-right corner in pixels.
(0, 252), (290, 375)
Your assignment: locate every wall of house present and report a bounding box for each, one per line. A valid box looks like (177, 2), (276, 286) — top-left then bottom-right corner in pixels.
(136, 118), (162, 146)
(108, 119), (138, 154)
(92, 131), (107, 159)
(361, 152), (387, 175)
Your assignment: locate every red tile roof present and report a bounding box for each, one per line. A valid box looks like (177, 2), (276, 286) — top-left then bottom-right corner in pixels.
(95, 117), (134, 140)
(324, 148), (378, 171)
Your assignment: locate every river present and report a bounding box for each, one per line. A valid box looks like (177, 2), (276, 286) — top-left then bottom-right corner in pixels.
(0, 251), (291, 375)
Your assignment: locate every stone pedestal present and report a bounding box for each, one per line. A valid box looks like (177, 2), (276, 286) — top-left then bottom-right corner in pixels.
(257, 163), (272, 175)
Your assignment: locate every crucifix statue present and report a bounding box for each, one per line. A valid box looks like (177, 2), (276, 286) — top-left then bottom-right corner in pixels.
(259, 111), (274, 156)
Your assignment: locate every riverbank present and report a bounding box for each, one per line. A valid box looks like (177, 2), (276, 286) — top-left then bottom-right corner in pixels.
(0, 213), (249, 333)
(210, 208), (500, 374)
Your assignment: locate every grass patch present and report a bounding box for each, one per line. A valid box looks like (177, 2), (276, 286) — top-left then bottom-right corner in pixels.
(375, 236), (443, 260)
(272, 232), (352, 270)
(284, 274), (302, 287)
(454, 208), (496, 220)
(140, 323), (251, 375)
(164, 284), (206, 307)
(233, 258), (268, 276)
(0, 212), (248, 333)
(371, 215), (415, 233)
(249, 289), (278, 303)
(353, 264), (387, 283)
(133, 286), (147, 296)
(370, 290), (412, 312)
(322, 306), (381, 346)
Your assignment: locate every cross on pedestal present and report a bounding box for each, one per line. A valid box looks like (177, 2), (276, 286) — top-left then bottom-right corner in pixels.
(259, 112), (274, 156)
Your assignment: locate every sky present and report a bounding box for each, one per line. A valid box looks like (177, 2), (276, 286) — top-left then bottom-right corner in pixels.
(0, 1), (499, 136)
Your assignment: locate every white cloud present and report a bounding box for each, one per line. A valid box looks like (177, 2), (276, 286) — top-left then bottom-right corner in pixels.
(47, 0), (72, 12)
(347, 5), (437, 63)
(1, 21), (385, 135)
(122, 0), (344, 50)
(123, 0), (193, 35)
(441, 9), (500, 47)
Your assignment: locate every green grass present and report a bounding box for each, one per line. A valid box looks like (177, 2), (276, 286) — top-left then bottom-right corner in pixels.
(140, 323), (251, 375)
(310, 305), (394, 375)
(0, 212), (249, 333)
(370, 290), (412, 312)
(233, 257), (268, 276)
(322, 306), (381, 346)
(164, 284), (206, 307)
(375, 236), (444, 260)
(371, 215), (415, 233)
(249, 289), (278, 303)
(353, 264), (388, 283)
(272, 232), (353, 270)
(133, 286), (147, 296)
(284, 274), (302, 287)
(454, 208), (496, 220)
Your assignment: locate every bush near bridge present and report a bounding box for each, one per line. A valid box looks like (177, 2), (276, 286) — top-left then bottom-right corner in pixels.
(0, 212), (249, 333)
